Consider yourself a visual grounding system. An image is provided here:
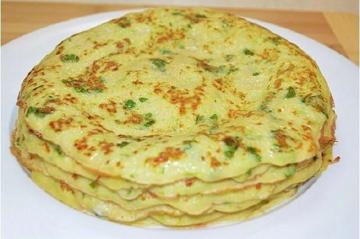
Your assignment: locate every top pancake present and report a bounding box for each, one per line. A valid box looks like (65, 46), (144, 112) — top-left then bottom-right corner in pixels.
(16, 8), (335, 185)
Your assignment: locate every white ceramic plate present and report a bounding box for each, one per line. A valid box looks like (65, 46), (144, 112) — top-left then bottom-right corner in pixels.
(1, 9), (358, 239)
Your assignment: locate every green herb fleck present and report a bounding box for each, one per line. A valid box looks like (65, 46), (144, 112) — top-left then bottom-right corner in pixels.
(224, 54), (235, 61)
(284, 165), (296, 177)
(183, 140), (198, 150)
(99, 76), (107, 83)
(223, 136), (239, 159)
(144, 119), (155, 127)
(143, 113), (155, 127)
(252, 72), (260, 76)
(93, 88), (103, 93)
(227, 66), (239, 75)
(259, 104), (272, 113)
(139, 97), (148, 102)
(285, 87), (296, 98)
(89, 180), (98, 188)
(246, 169), (252, 176)
(54, 145), (63, 155)
(150, 58), (167, 72)
(159, 49), (173, 54)
(144, 113), (153, 119)
(117, 142), (129, 148)
(26, 106), (37, 117)
(269, 37), (281, 45)
(224, 145), (237, 159)
(124, 99), (136, 109)
(195, 115), (204, 124)
(247, 147), (262, 162)
(195, 14), (206, 18)
(209, 114), (219, 130)
(243, 49), (254, 56)
(60, 54), (79, 63)
(127, 188), (133, 195)
(172, 12), (184, 16)
(26, 106), (53, 118)
(222, 19), (232, 28)
(74, 87), (89, 93)
(117, 17), (131, 28)
(16, 137), (21, 146)
(210, 114), (218, 120)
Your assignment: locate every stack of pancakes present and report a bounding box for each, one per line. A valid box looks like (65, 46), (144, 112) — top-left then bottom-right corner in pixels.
(11, 8), (336, 227)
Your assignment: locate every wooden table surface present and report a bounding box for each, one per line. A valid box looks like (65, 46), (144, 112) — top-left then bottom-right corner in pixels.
(2, 1), (359, 65)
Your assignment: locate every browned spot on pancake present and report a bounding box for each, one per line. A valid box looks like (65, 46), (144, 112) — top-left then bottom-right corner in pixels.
(55, 46), (64, 55)
(185, 13), (207, 23)
(274, 79), (282, 89)
(99, 100), (117, 114)
(43, 142), (50, 153)
(112, 17), (131, 27)
(184, 178), (195, 187)
(273, 129), (289, 148)
(123, 113), (143, 124)
(99, 61), (120, 73)
(93, 41), (109, 49)
(62, 94), (78, 104)
(210, 157), (221, 168)
(147, 147), (184, 166)
(213, 78), (225, 92)
(49, 117), (74, 132)
(74, 137), (88, 151)
(98, 141), (115, 155)
(116, 161), (122, 168)
(153, 82), (205, 115)
(156, 29), (185, 43)
(60, 181), (74, 193)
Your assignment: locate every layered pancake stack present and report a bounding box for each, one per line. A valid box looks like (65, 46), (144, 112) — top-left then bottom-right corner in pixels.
(11, 8), (336, 227)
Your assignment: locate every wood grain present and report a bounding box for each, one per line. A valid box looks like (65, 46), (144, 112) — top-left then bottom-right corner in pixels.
(2, 2), (358, 64)
(324, 12), (359, 64)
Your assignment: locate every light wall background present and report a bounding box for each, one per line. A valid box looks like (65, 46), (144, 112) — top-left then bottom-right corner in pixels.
(5, 0), (359, 14)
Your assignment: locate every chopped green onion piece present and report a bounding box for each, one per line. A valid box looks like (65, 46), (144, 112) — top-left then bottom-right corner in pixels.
(61, 54), (79, 63)
(139, 97), (148, 102)
(144, 113), (153, 119)
(144, 119), (155, 127)
(286, 87), (296, 98)
(117, 142), (129, 148)
(54, 145), (63, 155)
(243, 49), (254, 56)
(247, 147), (262, 161)
(150, 58), (167, 72)
(284, 165), (296, 177)
(26, 106), (53, 118)
(172, 12), (184, 16)
(124, 99), (136, 109)
(224, 145), (237, 159)
(210, 114), (218, 120)
(183, 140), (198, 150)
(195, 115), (204, 124)
(89, 180), (97, 188)
(160, 49), (173, 54)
